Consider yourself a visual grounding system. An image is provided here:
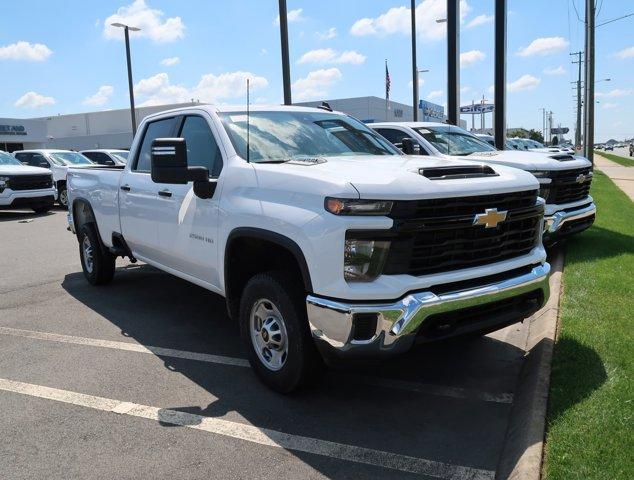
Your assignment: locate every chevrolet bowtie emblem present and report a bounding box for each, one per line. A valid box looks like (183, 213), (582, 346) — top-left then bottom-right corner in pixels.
(576, 173), (587, 184)
(473, 208), (508, 228)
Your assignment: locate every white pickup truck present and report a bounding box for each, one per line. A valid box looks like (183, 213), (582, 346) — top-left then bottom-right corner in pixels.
(0, 151), (56, 213)
(67, 105), (550, 392)
(370, 122), (595, 244)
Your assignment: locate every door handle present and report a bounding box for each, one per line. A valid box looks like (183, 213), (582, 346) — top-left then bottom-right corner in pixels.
(120, 184), (131, 192)
(158, 189), (172, 198)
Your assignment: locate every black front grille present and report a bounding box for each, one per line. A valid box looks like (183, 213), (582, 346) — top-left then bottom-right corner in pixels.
(548, 167), (592, 204)
(365, 190), (542, 277)
(8, 174), (53, 191)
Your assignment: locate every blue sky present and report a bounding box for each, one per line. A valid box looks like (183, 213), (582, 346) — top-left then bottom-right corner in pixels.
(0, 0), (632, 141)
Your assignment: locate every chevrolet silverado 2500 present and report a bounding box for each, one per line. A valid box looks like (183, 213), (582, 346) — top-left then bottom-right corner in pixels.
(371, 122), (595, 243)
(67, 105), (550, 392)
(0, 150), (56, 213)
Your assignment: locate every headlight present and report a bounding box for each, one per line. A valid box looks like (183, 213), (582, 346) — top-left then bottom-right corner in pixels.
(530, 170), (551, 180)
(325, 197), (393, 216)
(344, 239), (390, 282)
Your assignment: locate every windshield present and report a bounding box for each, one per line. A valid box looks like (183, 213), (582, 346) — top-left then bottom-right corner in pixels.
(219, 111), (400, 162)
(49, 152), (93, 166)
(413, 126), (496, 156)
(111, 151), (128, 163)
(0, 151), (22, 166)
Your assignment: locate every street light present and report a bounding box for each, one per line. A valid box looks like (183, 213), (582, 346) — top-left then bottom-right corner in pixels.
(436, 18), (447, 23)
(111, 22), (141, 136)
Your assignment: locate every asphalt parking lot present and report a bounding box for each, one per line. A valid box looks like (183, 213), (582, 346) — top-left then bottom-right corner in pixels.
(0, 209), (539, 479)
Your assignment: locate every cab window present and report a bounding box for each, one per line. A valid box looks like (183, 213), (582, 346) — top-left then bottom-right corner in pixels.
(134, 117), (177, 172)
(178, 116), (223, 177)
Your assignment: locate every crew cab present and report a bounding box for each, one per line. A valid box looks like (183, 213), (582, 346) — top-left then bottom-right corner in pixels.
(0, 150), (56, 213)
(13, 149), (94, 207)
(370, 122), (596, 244)
(81, 149), (129, 166)
(67, 105), (550, 392)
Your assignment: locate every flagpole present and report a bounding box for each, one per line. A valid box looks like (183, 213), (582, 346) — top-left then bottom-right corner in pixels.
(385, 59), (388, 120)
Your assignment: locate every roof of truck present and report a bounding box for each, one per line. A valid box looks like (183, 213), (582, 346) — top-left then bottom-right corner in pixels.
(368, 121), (448, 128)
(143, 104), (348, 121)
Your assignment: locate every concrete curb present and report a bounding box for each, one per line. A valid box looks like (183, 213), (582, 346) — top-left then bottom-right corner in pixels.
(495, 249), (565, 480)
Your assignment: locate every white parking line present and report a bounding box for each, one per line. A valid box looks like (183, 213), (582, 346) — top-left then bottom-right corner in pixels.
(0, 326), (512, 404)
(0, 378), (495, 480)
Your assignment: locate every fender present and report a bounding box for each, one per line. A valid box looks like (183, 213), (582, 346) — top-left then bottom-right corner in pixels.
(71, 198), (109, 255)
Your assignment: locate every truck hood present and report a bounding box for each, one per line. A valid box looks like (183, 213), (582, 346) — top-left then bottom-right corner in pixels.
(253, 155), (539, 200)
(459, 150), (592, 171)
(0, 164), (51, 175)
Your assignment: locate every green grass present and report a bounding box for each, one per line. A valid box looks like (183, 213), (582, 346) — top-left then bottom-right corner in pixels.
(543, 171), (634, 479)
(595, 150), (634, 167)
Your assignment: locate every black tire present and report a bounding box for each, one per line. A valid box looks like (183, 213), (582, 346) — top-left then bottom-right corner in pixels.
(239, 271), (322, 393)
(78, 223), (116, 286)
(58, 186), (68, 209)
(31, 204), (52, 214)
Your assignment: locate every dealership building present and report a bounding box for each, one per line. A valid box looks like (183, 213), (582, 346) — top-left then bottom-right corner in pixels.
(0, 96), (447, 152)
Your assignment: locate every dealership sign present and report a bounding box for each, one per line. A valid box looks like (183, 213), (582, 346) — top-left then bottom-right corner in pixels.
(460, 104), (495, 114)
(0, 124), (27, 136)
(419, 100), (444, 119)
(551, 127), (569, 134)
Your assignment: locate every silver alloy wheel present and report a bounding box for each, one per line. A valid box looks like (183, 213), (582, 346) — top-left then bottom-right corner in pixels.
(249, 298), (289, 371)
(82, 235), (94, 274)
(59, 189), (68, 207)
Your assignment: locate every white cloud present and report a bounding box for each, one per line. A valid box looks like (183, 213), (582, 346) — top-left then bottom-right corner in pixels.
(460, 50), (485, 68)
(408, 77), (425, 88)
(0, 41), (52, 61)
(297, 48), (365, 65)
(134, 71), (268, 106)
(104, 0), (185, 43)
(615, 46), (634, 59)
(507, 74), (541, 92)
(427, 90), (443, 100)
(292, 68), (342, 101)
(596, 89), (632, 98)
(82, 85), (114, 106)
(601, 102), (618, 109)
(317, 27), (337, 40)
(543, 65), (566, 76)
(14, 91), (56, 109)
(517, 36), (569, 56)
(160, 56), (180, 66)
(466, 14), (493, 29)
(460, 86), (471, 94)
(273, 8), (304, 26)
(350, 0), (471, 42)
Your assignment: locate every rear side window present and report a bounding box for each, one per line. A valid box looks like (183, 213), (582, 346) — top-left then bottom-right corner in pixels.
(134, 117), (177, 172)
(178, 116), (223, 177)
(83, 152), (114, 165)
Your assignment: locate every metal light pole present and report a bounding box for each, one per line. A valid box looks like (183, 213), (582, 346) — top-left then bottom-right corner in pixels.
(446, 0), (459, 125)
(111, 23), (140, 136)
(571, 51), (583, 148)
(583, 0), (595, 162)
(278, 0), (292, 105)
(411, 0), (419, 121)
(493, 0), (507, 150)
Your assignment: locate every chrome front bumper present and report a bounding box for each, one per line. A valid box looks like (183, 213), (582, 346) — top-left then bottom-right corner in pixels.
(544, 199), (596, 235)
(306, 263), (551, 358)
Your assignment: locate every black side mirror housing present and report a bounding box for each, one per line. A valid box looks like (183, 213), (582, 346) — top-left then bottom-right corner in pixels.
(401, 137), (416, 155)
(151, 138), (216, 199)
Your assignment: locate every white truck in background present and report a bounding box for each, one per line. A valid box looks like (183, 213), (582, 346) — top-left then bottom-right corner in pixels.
(371, 122), (596, 244)
(67, 105), (550, 392)
(0, 150), (56, 213)
(13, 149), (94, 207)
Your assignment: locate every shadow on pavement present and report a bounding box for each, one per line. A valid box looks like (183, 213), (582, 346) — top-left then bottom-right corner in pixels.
(0, 210), (55, 223)
(62, 264), (530, 478)
(562, 226), (634, 265)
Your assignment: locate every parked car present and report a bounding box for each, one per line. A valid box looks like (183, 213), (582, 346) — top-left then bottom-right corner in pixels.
(13, 149), (94, 207)
(81, 149), (129, 166)
(604, 145), (614, 151)
(370, 122), (595, 244)
(0, 150), (56, 213)
(66, 105), (551, 392)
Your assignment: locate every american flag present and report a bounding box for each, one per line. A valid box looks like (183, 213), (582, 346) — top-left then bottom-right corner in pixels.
(385, 61), (391, 101)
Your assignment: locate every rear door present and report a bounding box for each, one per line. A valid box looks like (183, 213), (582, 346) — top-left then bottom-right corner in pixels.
(156, 113), (224, 287)
(119, 116), (178, 263)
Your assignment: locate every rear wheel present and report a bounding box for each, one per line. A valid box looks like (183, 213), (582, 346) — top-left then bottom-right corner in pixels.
(78, 223), (115, 285)
(239, 271), (321, 393)
(58, 186), (68, 208)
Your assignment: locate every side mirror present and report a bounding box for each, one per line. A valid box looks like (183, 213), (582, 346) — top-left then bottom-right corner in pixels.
(151, 138), (216, 199)
(401, 137), (417, 155)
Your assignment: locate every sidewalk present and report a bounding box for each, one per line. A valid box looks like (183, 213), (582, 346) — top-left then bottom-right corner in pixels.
(594, 154), (634, 201)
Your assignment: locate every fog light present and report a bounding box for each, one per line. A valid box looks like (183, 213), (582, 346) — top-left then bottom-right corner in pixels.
(344, 239), (390, 282)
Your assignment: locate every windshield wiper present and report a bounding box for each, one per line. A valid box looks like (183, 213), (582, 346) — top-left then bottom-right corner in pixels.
(253, 159), (291, 164)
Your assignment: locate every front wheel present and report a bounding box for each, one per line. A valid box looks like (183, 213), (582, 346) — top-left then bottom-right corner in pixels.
(239, 271), (322, 393)
(58, 186), (68, 208)
(78, 223), (116, 285)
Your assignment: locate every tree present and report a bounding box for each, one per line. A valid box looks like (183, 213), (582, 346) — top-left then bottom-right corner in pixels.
(508, 128), (528, 138)
(528, 129), (544, 143)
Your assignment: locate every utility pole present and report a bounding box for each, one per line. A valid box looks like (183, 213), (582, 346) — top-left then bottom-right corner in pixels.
(447, 0), (459, 125)
(411, 0), (418, 121)
(539, 108), (546, 142)
(494, 0), (507, 149)
(583, 0), (595, 162)
(571, 51), (583, 148)
(278, 0), (292, 105)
